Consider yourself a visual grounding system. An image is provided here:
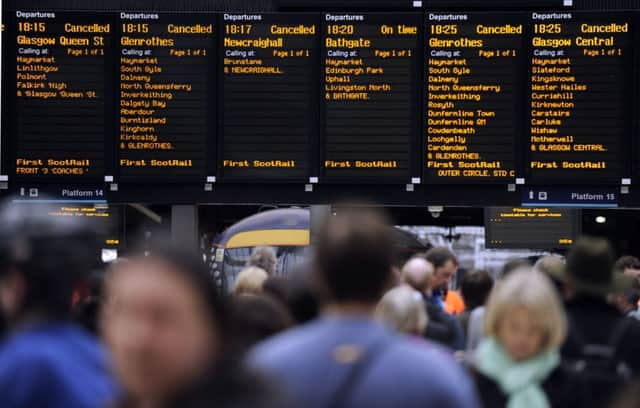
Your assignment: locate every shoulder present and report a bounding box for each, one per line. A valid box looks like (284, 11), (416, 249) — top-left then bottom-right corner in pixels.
(385, 337), (456, 370)
(471, 369), (506, 408)
(470, 306), (485, 319)
(249, 320), (330, 370)
(0, 330), (59, 371)
(0, 325), (113, 389)
(623, 316), (640, 335)
(0, 333), (66, 405)
(379, 338), (479, 405)
(383, 339), (464, 382)
(542, 366), (585, 408)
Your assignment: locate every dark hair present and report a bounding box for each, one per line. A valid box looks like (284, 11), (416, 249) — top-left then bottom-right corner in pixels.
(500, 258), (532, 279)
(424, 247), (458, 269)
(74, 297), (101, 334)
(230, 295), (293, 350)
(627, 290), (640, 308)
(263, 275), (319, 324)
(460, 269), (494, 310)
(0, 200), (100, 320)
(614, 256), (640, 273)
(262, 276), (289, 305)
(73, 270), (108, 334)
(146, 247), (230, 335)
(566, 236), (615, 288)
(315, 207), (394, 303)
(0, 310), (6, 340)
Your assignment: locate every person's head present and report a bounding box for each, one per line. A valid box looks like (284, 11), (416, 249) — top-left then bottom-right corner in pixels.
(0, 201), (100, 325)
(401, 257), (434, 293)
(484, 271), (567, 362)
(314, 207), (394, 306)
(424, 247), (458, 291)
(282, 268), (320, 324)
(459, 269), (494, 310)
(533, 256), (565, 280)
(376, 286), (428, 335)
(230, 294), (293, 350)
(614, 256), (640, 287)
(500, 258), (532, 279)
(233, 267), (268, 296)
(247, 246), (277, 276)
(566, 237), (632, 298)
(102, 248), (228, 405)
(533, 255), (566, 295)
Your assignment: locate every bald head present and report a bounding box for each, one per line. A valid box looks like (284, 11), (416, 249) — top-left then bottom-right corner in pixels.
(402, 258), (434, 293)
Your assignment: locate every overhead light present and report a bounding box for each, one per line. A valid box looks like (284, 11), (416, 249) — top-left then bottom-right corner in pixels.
(101, 249), (118, 263)
(595, 216), (607, 224)
(428, 206), (444, 219)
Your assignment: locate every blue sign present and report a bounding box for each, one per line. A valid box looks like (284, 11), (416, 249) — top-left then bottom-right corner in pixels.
(11, 184), (107, 203)
(522, 187), (618, 208)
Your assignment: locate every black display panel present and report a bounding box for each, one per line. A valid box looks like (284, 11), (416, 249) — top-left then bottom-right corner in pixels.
(425, 13), (524, 183)
(220, 13), (319, 181)
(321, 13), (421, 182)
(116, 13), (216, 181)
(527, 12), (632, 184)
(485, 206), (580, 249)
(6, 10), (114, 181)
(45, 203), (123, 249)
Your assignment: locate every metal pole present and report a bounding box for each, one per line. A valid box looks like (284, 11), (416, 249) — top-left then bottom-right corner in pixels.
(171, 205), (199, 250)
(310, 205), (331, 245)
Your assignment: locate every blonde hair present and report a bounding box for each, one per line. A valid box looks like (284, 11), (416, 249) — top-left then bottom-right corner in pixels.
(484, 270), (567, 351)
(376, 285), (428, 335)
(233, 267), (269, 296)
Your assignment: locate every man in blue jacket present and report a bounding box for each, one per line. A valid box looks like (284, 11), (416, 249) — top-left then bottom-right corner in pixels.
(250, 207), (479, 408)
(0, 200), (119, 408)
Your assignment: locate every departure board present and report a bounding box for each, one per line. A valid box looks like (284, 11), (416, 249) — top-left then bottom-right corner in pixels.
(46, 204), (122, 248)
(485, 207), (579, 249)
(321, 13), (421, 182)
(8, 11), (114, 181)
(221, 13), (318, 180)
(117, 13), (216, 181)
(527, 12), (632, 184)
(425, 13), (524, 183)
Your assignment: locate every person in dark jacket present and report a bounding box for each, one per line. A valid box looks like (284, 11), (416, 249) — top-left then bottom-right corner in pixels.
(560, 238), (640, 370)
(402, 257), (465, 351)
(473, 271), (583, 408)
(556, 238), (640, 407)
(458, 269), (493, 338)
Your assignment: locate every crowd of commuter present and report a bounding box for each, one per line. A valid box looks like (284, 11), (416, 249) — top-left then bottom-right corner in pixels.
(2, 200), (640, 407)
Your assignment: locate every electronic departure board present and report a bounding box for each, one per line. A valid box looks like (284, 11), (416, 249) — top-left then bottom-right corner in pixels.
(485, 207), (579, 249)
(321, 13), (421, 182)
(221, 13), (319, 181)
(527, 12), (632, 184)
(7, 11), (114, 181)
(117, 13), (216, 181)
(46, 204), (123, 248)
(6, 8), (640, 204)
(425, 13), (524, 183)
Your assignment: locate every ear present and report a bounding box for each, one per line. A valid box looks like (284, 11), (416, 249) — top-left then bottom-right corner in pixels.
(0, 268), (26, 320)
